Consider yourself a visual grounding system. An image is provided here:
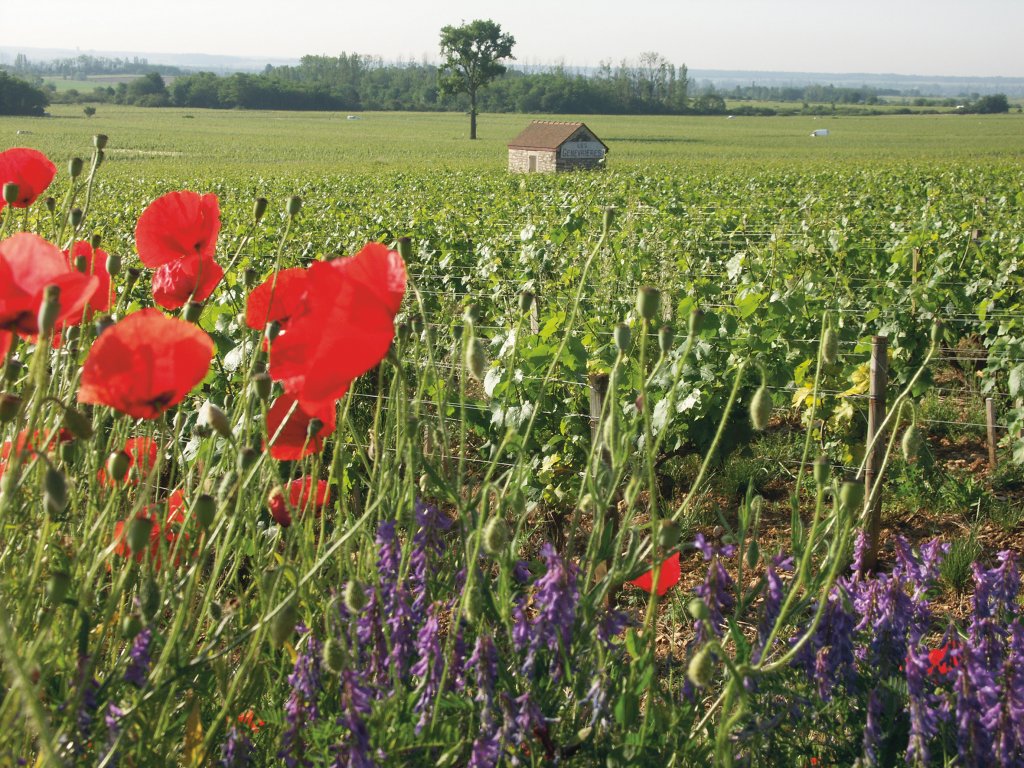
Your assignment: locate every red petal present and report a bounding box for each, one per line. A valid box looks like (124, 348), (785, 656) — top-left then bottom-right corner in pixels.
(78, 309), (214, 419)
(245, 267), (308, 330)
(64, 241), (113, 314)
(135, 191), (220, 268)
(151, 253), (223, 310)
(265, 394), (336, 460)
(628, 551), (681, 597)
(0, 148), (57, 210)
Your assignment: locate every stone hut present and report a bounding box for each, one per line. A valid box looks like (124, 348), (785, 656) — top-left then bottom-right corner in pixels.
(507, 121), (608, 173)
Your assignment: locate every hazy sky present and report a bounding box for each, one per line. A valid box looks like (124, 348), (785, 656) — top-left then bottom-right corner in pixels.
(5, 0), (1023, 77)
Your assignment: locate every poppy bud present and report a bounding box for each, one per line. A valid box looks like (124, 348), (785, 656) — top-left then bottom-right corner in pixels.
(242, 267), (259, 288)
(902, 424), (923, 462)
(687, 598), (710, 622)
(105, 252), (122, 277)
(126, 515), (154, 556)
(90, 233), (102, 250)
(482, 516), (510, 555)
(121, 614), (143, 639)
(251, 372), (272, 401)
(602, 206), (616, 232)
(73, 253), (88, 272)
(746, 539), (760, 569)
(94, 314), (115, 337)
(47, 570), (72, 604)
(59, 440), (78, 464)
(839, 481), (865, 516)
(344, 579), (368, 613)
(519, 289), (535, 314)
(93, 134), (108, 150)
(307, 418), (324, 439)
(687, 645), (714, 688)
(124, 267), (142, 292)
(931, 320), (943, 346)
(70, 208), (83, 229)
(183, 302), (203, 323)
(410, 315), (424, 335)
(3, 183), (20, 205)
(635, 394), (644, 413)
(396, 322), (410, 345)
(322, 638), (346, 674)
(658, 325), (674, 355)
(396, 236), (412, 262)
(636, 286), (660, 322)
(465, 335), (486, 381)
(141, 578), (161, 617)
(286, 196), (302, 218)
(813, 456), (829, 488)
(237, 447), (259, 473)
(208, 602), (222, 621)
(265, 321), (281, 342)
(463, 583), (485, 623)
(37, 285), (62, 336)
(3, 358), (22, 383)
(44, 467), (68, 515)
(613, 323), (631, 353)
(750, 385), (772, 431)
(0, 393), (21, 423)
(253, 197), (268, 223)
(270, 601), (298, 647)
(822, 327), (839, 365)
(194, 494), (216, 529)
(44, 196), (56, 213)
(62, 405), (94, 440)
(689, 309), (704, 337)
(657, 519), (680, 549)
(106, 451), (131, 484)
(68, 157), (84, 178)
(418, 473), (430, 495)
(198, 401), (232, 440)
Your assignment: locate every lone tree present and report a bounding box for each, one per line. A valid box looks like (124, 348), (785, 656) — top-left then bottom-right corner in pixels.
(439, 19), (515, 139)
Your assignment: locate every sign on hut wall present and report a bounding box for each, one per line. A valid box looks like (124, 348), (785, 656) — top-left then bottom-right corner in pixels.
(560, 141), (605, 159)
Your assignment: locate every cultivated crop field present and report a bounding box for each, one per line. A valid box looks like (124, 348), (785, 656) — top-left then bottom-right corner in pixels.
(0, 108), (1023, 765)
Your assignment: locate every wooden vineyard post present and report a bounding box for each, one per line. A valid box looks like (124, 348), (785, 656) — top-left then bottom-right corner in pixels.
(863, 335), (888, 573)
(529, 288), (540, 335)
(986, 397), (998, 468)
(588, 372), (620, 606)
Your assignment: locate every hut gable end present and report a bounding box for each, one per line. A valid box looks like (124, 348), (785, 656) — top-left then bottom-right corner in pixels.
(508, 121), (608, 173)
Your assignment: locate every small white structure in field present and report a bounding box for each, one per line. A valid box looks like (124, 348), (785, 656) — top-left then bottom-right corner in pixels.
(346, 115), (361, 120)
(810, 129), (830, 137)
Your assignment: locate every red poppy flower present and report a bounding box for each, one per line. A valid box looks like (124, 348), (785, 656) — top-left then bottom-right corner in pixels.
(112, 489), (188, 568)
(135, 191), (220, 268)
(0, 148), (57, 210)
(151, 252), (224, 310)
(265, 393), (336, 460)
(236, 710), (265, 734)
(0, 233), (98, 336)
(99, 436), (160, 486)
(245, 267), (309, 331)
(628, 551), (681, 597)
(64, 241), (114, 315)
(269, 243), (406, 415)
(927, 641), (960, 676)
(267, 477), (330, 527)
(78, 308), (215, 419)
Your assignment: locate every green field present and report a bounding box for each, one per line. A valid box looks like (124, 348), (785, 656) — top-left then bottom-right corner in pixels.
(3, 104), (1024, 177)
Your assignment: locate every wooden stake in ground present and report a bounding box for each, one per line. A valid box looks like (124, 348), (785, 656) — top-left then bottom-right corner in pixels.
(986, 397), (998, 468)
(588, 372), (619, 606)
(863, 335), (888, 572)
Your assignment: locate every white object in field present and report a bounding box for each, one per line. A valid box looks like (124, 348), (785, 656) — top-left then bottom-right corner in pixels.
(810, 129), (830, 137)
(347, 115), (361, 120)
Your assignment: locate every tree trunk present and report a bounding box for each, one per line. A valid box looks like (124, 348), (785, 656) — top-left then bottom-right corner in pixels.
(470, 90), (477, 140)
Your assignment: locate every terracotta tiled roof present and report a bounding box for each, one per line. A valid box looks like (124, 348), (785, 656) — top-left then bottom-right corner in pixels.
(507, 121), (606, 150)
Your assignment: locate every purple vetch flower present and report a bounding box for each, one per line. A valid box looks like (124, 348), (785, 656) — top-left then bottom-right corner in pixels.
(521, 543), (579, 680)
(104, 702), (124, 767)
(511, 596), (530, 652)
(692, 533), (736, 644)
(74, 655), (100, 753)
(124, 627), (153, 688)
(955, 648), (994, 768)
(582, 674), (610, 727)
(905, 640), (949, 766)
(331, 669), (376, 768)
(278, 628), (322, 768)
(511, 559), (531, 584)
(860, 688), (883, 767)
(468, 634), (498, 714)
(754, 554), (792, 663)
(409, 501), (452, 614)
(411, 602), (444, 733)
(467, 731), (502, 768)
(596, 609), (629, 648)
(220, 725), (254, 768)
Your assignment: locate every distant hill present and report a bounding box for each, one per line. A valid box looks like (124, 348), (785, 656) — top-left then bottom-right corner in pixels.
(0, 46), (300, 74)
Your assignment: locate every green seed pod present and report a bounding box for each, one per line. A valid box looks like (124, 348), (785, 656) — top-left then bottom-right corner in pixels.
(94, 315), (115, 337)
(3, 358), (22, 382)
(69, 208), (84, 229)
(194, 494), (216, 529)
(93, 134), (108, 150)
(658, 325), (674, 355)
(0, 393), (21, 423)
(931, 320), (943, 346)
(44, 196), (56, 213)
(306, 418), (324, 439)
(47, 570), (72, 604)
(44, 467), (68, 515)
(464, 584), (485, 623)
(344, 579), (368, 613)
(687, 645), (714, 689)
(265, 320), (281, 342)
(322, 638), (346, 674)
(270, 601), (298, 647)
(482, 516), (510, 555)
(822, 327), (839, 365)
(251, 372), (272, 401)
(519, 289), (535, 314)
(813, 456), (830, 487)
(183, 302), (203, 323)
(93, 150), (104, 169)
(902, 424), (924, 462)
(839, 481), (865, 516)
(141, 578), (161, 618)
(89, 232), (102, 250)
(73, 253), (88, 273)
(465, 335), (486, 381)
(126, 516), (154, 556)
(396, 236), (412, 262)
(106, 451), (130, 483)
(37, 285), (62, 336)
(121, 614), (143, 639)
(286, 196), (302, 218)
(252, 197), (268, 223)
(750, 495), (764, 519)
(68, 157), (84, 178)
(237, 447), (259, 473)
(602, 206), (616, 232)
(636, 286), (660, 322)
(749, 386), (772, 431)
(688, 309), (704, 337)
(105, 251), (122, 277)
(657, 519), (680, 549)
(613, 323), (631, 353)
(3, 183), (19, 205)
(687, 598), (710, 622)
(61, 406), (93, 440)
(198, 401), (232, 440)
(745, 539), (760, 569)
(396, 322), (410, 345)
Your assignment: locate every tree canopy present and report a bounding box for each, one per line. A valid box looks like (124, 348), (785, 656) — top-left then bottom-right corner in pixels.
(438, 19), (516, 139)
(0, 71), (49, 116)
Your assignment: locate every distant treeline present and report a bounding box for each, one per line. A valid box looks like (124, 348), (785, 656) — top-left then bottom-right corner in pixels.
(8, 53), (187, 78)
